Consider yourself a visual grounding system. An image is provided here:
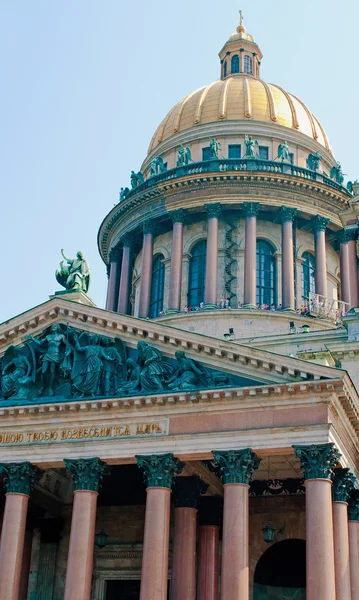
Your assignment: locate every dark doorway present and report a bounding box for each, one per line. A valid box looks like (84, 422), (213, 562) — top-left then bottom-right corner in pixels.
(253, 539), (306, 599)
(106, 580), (140, 600)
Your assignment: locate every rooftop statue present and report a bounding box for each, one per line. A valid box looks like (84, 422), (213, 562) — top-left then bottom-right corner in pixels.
(150, 156), (167, 177)
(277, 141), (289, 162)
(330, 162), (345, 185)
(55, 249), (90, 294)
(210, 137), (222, 159)
(119, 187), (130, 202)
(306, 152), (322, 172)
(130, 171), (145, 189)
(177, 145), (192, 167)
(244, 135), (259, 159)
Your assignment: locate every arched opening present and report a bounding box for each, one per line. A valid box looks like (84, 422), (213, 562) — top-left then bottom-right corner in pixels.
(244, 54), (253, 74)
(187, 240), (207, 309)
(254, 539), (306, 599)
(301, 251), (315, 302)
(149, 254), (165, 318)
(231, 54), (240, 74)
(256, 240), (276, 306)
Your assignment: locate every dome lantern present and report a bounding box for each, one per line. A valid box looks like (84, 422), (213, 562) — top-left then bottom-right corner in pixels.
(219, 11), (263, 80)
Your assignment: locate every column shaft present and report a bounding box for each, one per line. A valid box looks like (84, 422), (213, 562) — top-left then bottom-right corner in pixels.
(306, 479), (336, 600)
(197, 525), (220, 600)
(172, 507), (197, 600)
(105, 253), (121, 311)
(349, 521), (359, 598)
(340, 242), (351, 305)
(64, 491), (98, 600)
(244, 216), (257, 307)
(117, 242), (133, 314)
(140, 487), (171, 600)
(168, 221), (184, 312)
(333, 501), (351, 600)
(204, 217), (219, 307)
(348, 239), (359, 308)
(281, 219), (295, 310)
(139, 231), (154, 318)
(19, 529), (33, 600)
(221, 484), (249, 600)
(314, 229), (328, 298)
(0, 493), (29, 600)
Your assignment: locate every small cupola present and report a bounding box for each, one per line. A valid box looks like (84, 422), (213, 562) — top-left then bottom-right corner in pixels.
(219, 11), (263, 80)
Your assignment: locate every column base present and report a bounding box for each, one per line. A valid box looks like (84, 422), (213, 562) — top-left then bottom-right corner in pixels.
(282, 307), (295, 313)
(243, 303), (257, 309)
(203, 304), (218, 310)
(166, 308), (180, 315)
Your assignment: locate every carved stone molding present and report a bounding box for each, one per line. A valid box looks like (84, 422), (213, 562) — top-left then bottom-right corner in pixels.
(0, 461), (41, 495)
(136, 453), (183, 489)
(212, 448), (261, 484)
(64, 457), (109, 492)
(293, 443), (341, 480)
(332, 468), (355, 503)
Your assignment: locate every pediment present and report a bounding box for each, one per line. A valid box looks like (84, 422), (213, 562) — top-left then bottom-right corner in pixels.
(0, 296), (347, 408)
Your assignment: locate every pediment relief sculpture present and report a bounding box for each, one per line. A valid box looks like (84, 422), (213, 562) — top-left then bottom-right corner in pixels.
(0, 325), (233, 404)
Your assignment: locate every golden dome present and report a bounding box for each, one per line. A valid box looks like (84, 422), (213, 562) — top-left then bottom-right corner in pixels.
(148, 75), (330, 154)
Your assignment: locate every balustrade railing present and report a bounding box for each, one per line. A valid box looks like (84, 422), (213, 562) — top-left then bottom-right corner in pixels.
(308, 293), (349, 323)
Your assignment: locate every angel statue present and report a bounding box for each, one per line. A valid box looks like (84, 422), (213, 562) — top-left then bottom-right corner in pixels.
(55, 249), (90, 294)
(210, 138), (222, 159)
(330, 162), (345, 185)
(177, 145), (192, 167)
(244, 135), (259, 158)
(306, 151), (322, 172)
(277, 141), (289, 162)
(1, 345), (36, 400)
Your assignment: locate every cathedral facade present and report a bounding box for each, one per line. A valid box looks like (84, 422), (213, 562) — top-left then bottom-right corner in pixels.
(0, 14), (359, 600)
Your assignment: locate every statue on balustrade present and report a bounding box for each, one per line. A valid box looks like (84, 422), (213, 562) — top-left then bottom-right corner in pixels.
(209, 137), (222, 159)
(137, 341), (173, 392)
(277, 141), (289, 162)
(330, 162), (345, 184)
(119, 187), (130, 202)
(177, 145), (192, 167)
(244, 135), (259, 158)
(0, 344), (36, 400)
(167, 351), (211, 390)
(130, 171), (145, 189)
(306, 151), (322, 172)
(150, 156), (167, 177)
(55, 249), (90, 294)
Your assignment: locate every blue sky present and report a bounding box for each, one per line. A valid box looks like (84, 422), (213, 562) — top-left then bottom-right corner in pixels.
(1, 0), (358, 322)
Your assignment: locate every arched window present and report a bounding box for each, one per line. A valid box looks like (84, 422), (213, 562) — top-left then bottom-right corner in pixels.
(223, 60), (227, 78)
(301, 252), (316, 301)
(231, 55), (240, 74)
(244, 55), (253, 74)
(188, 240), (207, 308)
(149, 254), (165, 318)
(256, 240), (276, 305)
(254, 539), (306, 600)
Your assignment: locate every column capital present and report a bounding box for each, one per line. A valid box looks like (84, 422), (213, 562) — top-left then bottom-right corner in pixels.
(108, 246), (121, 263)
(136, 453), (183, 489)
(212, 448), (261, 484)
(293, 443), (341, 480)
(243, 202), (260, 217)
(121, 233), (135, 248)
(0, 462), (41, 495)
(279, 206), (297, 223)
(169, 208), (186, 224)
(348, 489), (359, 521)
(172, 476), (208, 508)
(332, 468), (355, 502)
(199, 495), (223, 526)
(204, 203), (222, 219)
(345, 228), (358, 242)
(311, 215), (330, 233)
(64, 457), (109, 492)
(143, 220), (156, 235)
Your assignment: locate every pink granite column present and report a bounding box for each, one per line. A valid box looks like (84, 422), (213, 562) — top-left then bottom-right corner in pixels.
(279, 207), (297, 311)
(243, 203), (260, 308)
(348, 491), (359, 599)
(347, 230), (359, 308)
(332, 468), (355, 600)
(172, 477), (207, 600)
(197, 496), (222, 600)
(64, 458), (107, 600)
(168, 210), (185, 313)
(136, 453), (183, 600)
(139, 222), (154, 318)
(213, 448), (260, 600)
(204, 203), (221, 308)
(294, 443), (340, 600)
(105, 247), (122, 311)
(117, 235), (134, 314)
(0, 462), (39, 600)
(19, 529), (33, 600)
(340, 232), (351, 306)
(312, 216), (329, 298)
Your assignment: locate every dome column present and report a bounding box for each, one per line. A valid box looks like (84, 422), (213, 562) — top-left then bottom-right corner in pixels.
(312, 216), (329, 299)
(139, 221), (154, 318)
(204, 204), (221, 308)
(332, 468), (354, 600)
(213, 449), (261, 600)
(105, 247), (121, 311)
(243, 203), (260, 308)
(117, 235), (134, 315)
(348, 490), (359, 599)
(279, 207), (297, 311)
(168, 210), (185, 313)
(239, 48), (244, 73)
(347, 229), (359, 308)
(339, 231), (351, 306)
(136, 453), (183, 600)
(197, 496), (222, 600)
(294, 443), (340, 600)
